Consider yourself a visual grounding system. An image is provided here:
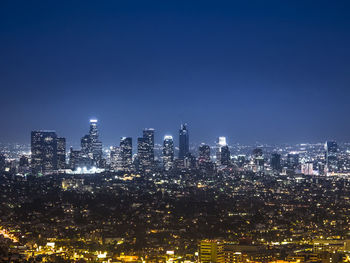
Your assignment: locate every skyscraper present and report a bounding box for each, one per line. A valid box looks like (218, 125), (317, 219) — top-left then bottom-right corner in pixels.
(31, 131), (58, 174)
(301, 161), (313, 175)
(287, 152), (299, 169)
(143, 128), (155, 161)
(252, 148), (264, 172)
(163, 135), (174, 171)
(270, 153), (281, 171)
(325, 141), (338, 173)
(220, 145), (231, 165)
(69, 147), (82, 170)
(198, 143), (211, 164)
(179, 124), (189, 159)
(216, 137), (230, 166)
(80, 119), (103, 168)
(89, 119), (103, 166)
(120, 137), (132, 171)
(57, 137), (66, 169)
(137, 137), (148, 172)
(110, 146), (123, 171)
(137, 128), (155, 172)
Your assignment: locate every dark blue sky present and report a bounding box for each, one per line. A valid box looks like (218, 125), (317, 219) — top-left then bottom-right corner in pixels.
(1, 0), (350, 146)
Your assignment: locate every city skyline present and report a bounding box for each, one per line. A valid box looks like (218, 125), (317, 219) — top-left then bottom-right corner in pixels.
(7, 117), (346, 148)
(1, 1), (350, 144)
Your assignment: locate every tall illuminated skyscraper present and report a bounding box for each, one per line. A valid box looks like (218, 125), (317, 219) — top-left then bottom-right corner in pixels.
(179, 124), (189, 159)
(80, 119), (103, 167)
(198, 143), (211, 164)
(163, 135), (174, 171)
(120, 137), (132, 171)
(216, 137), (230, 165)
(89, 119), (103, 165)
(137, 128), (155, 172)
(57, 137), (66, 169)
(270, 153), (281, 171)
(110, 146), (123, 171)
(31, 131), (58, 174)
(325, 141), (338, 173)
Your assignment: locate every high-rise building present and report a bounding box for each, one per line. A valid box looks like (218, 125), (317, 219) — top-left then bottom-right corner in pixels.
(325, 141), (338, 173)
(80, 119), (103, 168)
(81, 135), (92, 157)
(252, 148), (264, 172)
(89, 119), (103, 166)
(198, 143), (211, 164)
(69, 147), (82, 170)
(220, 145), (230, 165)
(216, 137), (230, 166)
(179, 124), (189, 159)
(302, 161), (313, 175)
(137, 137), (148, 172)
(270, 153), (281, 171)
(287, 152), (299, 169)
(137, 129), (155, 172)
(163, 135), (174, 171)
(110, 146), (123, 171)
(57, 137), (66, 169)
(31, 131), (58, 174)
(120, 137), (132, 171)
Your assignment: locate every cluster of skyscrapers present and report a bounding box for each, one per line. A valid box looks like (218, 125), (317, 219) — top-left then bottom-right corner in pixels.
(30, 120), (193, 175)
(29, 119), (340, 176)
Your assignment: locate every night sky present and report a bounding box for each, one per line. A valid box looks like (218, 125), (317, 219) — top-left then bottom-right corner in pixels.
(1, 1), (350, 146)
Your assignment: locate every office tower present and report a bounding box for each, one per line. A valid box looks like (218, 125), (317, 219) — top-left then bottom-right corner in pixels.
(198, 143), (211, 164)
(81, 135), (91, 157)
(143, 128), (155, 162)
(110, 146), (123, 171)
(325, 141), (338, 173)
(184, 153), (197, 169)
(80, 119), (103, 168)
(137, 129), (155, 172)
(179, 123), (189, 159)
(216, 137), (230, 165)
(31, 131), (58, 174)
(137, 137), (148, 172)
(287, 152), (299, 169)
(252, 148), (264, 172)
(69, 147), (81, 170)
(163, 135), (174, 171)
(220, 145), (230, 165)
(302, 162), (313, 175)
(89, 119), (103, 165)
(120, 137), (132, 171)
(57, 137), (66, 169)
(270, 153), (281, 171)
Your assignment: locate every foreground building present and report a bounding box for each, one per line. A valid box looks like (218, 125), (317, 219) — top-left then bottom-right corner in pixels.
(31, 131), (64, 174)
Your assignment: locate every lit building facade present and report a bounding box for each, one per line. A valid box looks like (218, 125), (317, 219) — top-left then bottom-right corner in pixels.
(31, 131), (58, 174)
(163, 135), (174, 171)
